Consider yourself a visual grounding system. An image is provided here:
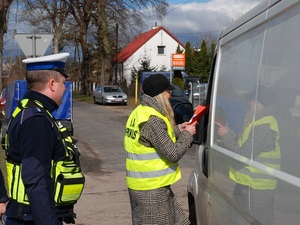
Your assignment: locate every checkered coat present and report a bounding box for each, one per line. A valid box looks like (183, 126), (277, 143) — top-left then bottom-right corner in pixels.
(128, 94), (193, 225)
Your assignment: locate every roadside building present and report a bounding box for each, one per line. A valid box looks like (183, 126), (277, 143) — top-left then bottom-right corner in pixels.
(114, 25), (185, 86)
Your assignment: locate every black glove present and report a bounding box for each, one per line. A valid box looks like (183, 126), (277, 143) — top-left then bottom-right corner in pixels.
(62, 216), (75, 224)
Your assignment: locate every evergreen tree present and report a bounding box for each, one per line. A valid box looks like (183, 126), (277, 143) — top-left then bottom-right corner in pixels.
(176, 44), (184, 53)
(198, 40), (209, 81)
(185, 42), (193, 76)
(130, 51), (158, 81)
(206, 41), (216, 82)
(184, 39), (214, 82)
(172, 70), (184, 91)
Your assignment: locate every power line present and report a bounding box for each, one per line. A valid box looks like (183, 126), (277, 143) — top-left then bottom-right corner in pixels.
(166, 0), (192, 14)
(172, 30), (221, 35)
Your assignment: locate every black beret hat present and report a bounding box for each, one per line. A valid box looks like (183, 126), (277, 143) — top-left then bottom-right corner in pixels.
(143, 74), (175, 97)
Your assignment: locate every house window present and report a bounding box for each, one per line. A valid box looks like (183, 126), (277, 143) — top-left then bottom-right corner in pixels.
(157, 46), (165, 55)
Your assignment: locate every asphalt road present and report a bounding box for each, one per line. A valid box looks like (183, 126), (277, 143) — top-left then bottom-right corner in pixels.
(72, 100), (196, 225)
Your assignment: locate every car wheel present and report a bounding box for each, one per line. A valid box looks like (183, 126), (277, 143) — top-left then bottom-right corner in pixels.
(93, 96), (97, 104)
(102, 98), (106, 105)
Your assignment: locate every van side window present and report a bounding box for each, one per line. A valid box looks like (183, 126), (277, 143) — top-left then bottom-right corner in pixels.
(210, 24), (266, 213)
(213, 25), (265, 149)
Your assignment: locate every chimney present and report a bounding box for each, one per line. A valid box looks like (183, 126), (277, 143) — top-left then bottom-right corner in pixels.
(152, 22), (158, 30)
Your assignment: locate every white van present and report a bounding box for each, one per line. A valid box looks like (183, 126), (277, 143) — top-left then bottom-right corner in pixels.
(187, 0), (300, 224)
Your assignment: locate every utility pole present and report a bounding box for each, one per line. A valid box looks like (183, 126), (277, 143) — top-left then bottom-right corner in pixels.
(115, 23), (118, 84)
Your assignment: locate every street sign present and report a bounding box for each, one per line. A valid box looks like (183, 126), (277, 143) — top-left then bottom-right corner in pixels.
(14, 33), (53, 58)
(172, 53), (186, 70)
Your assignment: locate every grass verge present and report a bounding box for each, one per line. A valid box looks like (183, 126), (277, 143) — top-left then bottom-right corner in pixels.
(72, 91), (93, 104)
(73, 91), (138, 108)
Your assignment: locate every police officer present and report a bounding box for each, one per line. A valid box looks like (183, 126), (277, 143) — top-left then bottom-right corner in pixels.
(4, 53), (77, 225)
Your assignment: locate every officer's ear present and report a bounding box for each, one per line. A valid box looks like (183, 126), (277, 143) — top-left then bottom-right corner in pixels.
(49, 78), (56, 92)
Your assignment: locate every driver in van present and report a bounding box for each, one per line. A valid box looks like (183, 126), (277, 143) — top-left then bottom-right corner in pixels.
(216, 85), (281, 225)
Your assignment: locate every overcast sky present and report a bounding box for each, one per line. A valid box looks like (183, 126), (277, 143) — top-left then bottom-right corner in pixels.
(146, 0), (264, 46)
(6, 0), (265, 57)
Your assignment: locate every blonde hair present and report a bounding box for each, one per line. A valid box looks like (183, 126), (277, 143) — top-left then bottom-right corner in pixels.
(27, 70), (61, 91)
(242, 100), (264, 132)
(154, 93), (176, 130)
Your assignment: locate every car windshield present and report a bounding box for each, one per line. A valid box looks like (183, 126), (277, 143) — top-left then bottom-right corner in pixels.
(104, 87), (121, 92)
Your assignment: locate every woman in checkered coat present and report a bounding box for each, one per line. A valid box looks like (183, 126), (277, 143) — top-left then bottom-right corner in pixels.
(124, 74), (197, 225)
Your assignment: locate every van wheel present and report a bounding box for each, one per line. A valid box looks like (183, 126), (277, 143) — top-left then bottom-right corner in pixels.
(102, 98), (106, 105)
(188, 194), (197, 225)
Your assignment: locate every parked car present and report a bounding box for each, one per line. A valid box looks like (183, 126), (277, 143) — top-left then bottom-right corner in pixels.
(93, 85), (127, 105)
(170, 85), (193, 124)
(183, 77), (202, 91)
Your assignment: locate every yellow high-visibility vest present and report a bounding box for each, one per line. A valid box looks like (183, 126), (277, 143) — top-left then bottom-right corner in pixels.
(5, 99), (85, 205)
(229, 116), (281, 190)
(124, 105), (181, 190)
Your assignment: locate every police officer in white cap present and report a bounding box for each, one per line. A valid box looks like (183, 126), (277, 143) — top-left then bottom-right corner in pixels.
(4, 53), (82, 225)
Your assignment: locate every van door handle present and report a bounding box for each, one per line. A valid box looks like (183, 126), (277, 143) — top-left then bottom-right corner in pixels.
(202, 147), (208, 178)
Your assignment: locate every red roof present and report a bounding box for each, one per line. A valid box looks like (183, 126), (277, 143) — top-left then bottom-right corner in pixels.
(115, 26), (184, 63)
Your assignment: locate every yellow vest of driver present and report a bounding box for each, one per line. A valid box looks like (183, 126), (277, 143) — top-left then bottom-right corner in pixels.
(124, 105), (181, 190)
(229, 116), (281, 190)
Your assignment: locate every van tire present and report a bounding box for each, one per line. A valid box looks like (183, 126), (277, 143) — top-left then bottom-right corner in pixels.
(188, 193), (197, 225)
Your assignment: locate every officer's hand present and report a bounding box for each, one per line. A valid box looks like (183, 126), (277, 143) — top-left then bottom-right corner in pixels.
(0, 202), (6, 214)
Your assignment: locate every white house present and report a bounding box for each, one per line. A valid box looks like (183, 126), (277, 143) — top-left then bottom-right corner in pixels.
(115, 26), (185, 86)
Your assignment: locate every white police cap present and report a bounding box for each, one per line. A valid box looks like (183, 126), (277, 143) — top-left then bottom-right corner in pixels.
(22, 53), (70, 78)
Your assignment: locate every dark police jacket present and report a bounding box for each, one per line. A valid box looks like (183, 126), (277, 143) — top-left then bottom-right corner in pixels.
(5, 90), (74, 225)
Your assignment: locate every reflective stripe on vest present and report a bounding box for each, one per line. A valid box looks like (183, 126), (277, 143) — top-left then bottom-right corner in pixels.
(229, 116), (281, 190)
(124, 105), (181, 190)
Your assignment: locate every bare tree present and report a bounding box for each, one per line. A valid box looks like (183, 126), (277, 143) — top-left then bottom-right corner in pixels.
(92, 0), (169, 86)
(94, 0), (113, 85)
(67, 0), (97, 95)
(21, 0), (70, 53)
(0, 0), (14, 91)
(16, 0), (168, 95)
